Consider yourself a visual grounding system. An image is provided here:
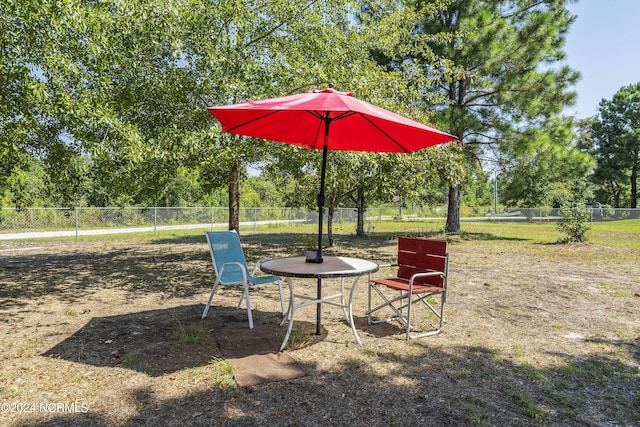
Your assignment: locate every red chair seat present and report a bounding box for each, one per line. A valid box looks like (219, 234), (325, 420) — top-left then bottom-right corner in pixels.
(371, 277), (444, 294)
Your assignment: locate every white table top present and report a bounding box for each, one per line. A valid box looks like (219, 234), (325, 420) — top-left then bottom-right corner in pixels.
(260, 256), (378, 278)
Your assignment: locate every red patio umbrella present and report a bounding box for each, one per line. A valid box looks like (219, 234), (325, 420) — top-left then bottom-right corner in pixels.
(208, 87), (456, 261)
(208, 88), (456, 335)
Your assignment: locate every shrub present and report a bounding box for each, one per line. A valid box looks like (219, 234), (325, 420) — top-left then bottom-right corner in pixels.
(557, 203), (591, 243)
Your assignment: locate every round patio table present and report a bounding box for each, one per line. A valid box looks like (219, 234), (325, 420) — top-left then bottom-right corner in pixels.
(260, 256), (378, 351)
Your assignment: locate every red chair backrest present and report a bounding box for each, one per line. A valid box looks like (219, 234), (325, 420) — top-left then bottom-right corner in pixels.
(396, 237), (448, 287)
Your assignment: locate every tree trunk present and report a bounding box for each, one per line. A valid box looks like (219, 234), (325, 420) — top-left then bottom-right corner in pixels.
(355, 187), (365, 237)
(631, 163), (638, 219)
(631, 164), (637, 209)
(228, 159), (241, 231)
(610, 181), (620, 208)
(445, 183), (461, 233)
(445, 78), (466, 235)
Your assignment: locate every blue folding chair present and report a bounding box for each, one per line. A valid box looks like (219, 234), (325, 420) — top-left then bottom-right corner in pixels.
(202, 231), (287, 329)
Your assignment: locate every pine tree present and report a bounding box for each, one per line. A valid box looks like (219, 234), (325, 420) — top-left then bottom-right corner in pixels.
(410, 0), (579, 231)
(592, 82), (640, 211)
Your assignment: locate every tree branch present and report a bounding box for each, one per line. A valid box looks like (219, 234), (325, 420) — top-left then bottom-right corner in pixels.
(244, 0), (320, 48)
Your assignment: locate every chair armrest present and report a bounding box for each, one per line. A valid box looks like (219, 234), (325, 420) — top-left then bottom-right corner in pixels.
(219, 261), (248, 282)
(409, 271), (445, 289)
(410, 271), (444, 280)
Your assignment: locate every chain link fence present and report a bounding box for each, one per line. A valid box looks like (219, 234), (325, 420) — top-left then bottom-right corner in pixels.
(486, 207), (639, 222)
(0, 205), (637, 240)
(0, 207), (310, 239)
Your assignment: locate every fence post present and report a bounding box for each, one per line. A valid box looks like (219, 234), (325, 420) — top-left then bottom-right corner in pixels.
(154, 207), (157, 235)
(211, 206), (214, 230)
(75, 207), (79, 241)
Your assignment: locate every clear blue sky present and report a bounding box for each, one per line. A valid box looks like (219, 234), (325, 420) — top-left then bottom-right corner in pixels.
(564, 0), (640, 118)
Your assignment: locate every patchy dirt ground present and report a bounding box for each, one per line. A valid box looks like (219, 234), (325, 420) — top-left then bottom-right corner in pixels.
(0, 231), (638, 426)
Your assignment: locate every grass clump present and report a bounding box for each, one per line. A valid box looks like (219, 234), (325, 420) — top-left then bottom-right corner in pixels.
(172, 324), (206, 345)
(121, 353), (140, 368)
(209, 357), (236, 389)
(169, 316), (206, 347)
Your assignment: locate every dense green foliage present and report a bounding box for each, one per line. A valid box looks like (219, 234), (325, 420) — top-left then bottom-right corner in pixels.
(1, 1), (453, 215)
(590, 82), (640, 210)
(2, 0), (637, 236)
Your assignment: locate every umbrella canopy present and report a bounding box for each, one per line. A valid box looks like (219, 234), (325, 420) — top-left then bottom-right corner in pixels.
(208, 87), (456, 336)
(208, 88), (455, 153)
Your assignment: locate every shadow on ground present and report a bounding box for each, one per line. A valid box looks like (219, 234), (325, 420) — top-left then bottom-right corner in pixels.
(0, 245), (211, 313)
(32, 339), (640, 426)
(42, 302), (325, 378)
(42, 304), (219, 377)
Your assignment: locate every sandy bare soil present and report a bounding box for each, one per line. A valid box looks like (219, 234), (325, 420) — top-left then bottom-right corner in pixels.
(0, 232), (638, 426)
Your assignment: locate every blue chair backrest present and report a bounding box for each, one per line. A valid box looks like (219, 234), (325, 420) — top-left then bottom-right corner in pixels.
(205, 231), (249, 284)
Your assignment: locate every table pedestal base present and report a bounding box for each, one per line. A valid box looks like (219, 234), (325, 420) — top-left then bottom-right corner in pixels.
(279, 276), (362, 352)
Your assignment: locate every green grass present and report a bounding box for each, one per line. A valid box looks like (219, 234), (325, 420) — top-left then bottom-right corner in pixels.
(121, 353), (140, 368)
(63, 308), (78, 317)
(169, 315), (207, 347)
(12, 217), (640, 252)
(208, 357), (236, 389)
(171, 325), (206, 345)
(459, 219), (640, 247)
(184, 357), (236, 390)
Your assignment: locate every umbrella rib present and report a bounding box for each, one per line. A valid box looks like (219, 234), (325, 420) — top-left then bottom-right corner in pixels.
(331, 111), (357, 121)
(306, 110), (358, 149)
(359, 113), (410, 153)
(224, 110), (282, 133)
(307, 110), (325, 121)
(307, 110), (356, 122)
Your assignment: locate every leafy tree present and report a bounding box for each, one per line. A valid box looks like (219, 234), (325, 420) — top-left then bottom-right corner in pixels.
(2, 0), (199, 207)
(500, 117), (594, 208)
(591, 82), (640, 211)
(1, 1), (69, 206)
(183, 0), (434, 231)
(0, 157), (49, 208)
(406, 0), (580, 232)
(461, 167), (492, 209)
(242, 176), (286, 208)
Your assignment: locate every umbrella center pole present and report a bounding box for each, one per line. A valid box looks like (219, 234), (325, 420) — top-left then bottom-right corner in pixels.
(313, 119), (331, 265)
(314, 184), (325, 264)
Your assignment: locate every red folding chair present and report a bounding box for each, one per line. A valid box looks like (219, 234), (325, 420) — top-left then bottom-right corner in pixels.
(366, 237), (449, 340)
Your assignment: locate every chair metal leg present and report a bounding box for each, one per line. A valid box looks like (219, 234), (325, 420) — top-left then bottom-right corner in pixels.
(367, 286), (409, 326)
(236, 291), (245, 310)
(242, 282), (253, 329)
(201, 279), (220, 318)
(405, 293), (413, 341)
(406, 292), (446, 339)
(367, 287), (447, 340)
